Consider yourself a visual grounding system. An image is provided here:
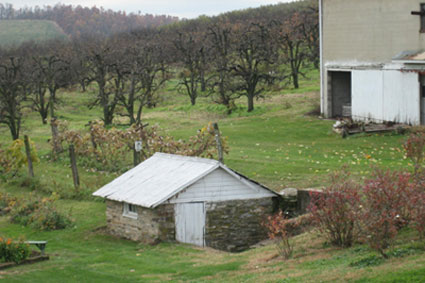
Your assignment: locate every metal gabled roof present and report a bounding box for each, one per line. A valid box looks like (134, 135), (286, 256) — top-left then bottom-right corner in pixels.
(93, 152), (278, 208)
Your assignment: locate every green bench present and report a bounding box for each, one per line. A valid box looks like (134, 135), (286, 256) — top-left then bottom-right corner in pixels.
(26, 241), (48, 255)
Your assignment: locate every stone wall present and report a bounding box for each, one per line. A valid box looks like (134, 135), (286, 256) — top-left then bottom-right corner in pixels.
(297, 189), (323, 215)
(204, 197), (277, 252)
(105, 200), (175, 243)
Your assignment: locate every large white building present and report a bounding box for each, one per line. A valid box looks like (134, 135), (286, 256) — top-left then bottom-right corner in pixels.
(320, 0), (425, 125)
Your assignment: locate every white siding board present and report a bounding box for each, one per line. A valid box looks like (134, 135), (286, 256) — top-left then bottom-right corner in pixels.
(352, 70), (384, 121)
(382, 71), (419, 125)
(169, 168), (275, 203)
(351, 69), (420, 125)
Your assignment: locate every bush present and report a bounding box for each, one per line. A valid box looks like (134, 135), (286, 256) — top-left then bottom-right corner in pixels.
(0, 192), (16, 216)
(9, 194), (72, 231)
(0, 237), (30, 264)
(263, 210), (294, 259)
(410, 190), (425, 239)
(361, 170), (415, 258)
(404, 130), (425, 174)
(309, 169), (361, 247)
(9, 197), (41, 226)
(29, 201), (73, 231)
(0, 139), (39, 176)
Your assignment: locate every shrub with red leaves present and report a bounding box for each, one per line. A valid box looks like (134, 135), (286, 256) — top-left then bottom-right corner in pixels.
(404, 131), (425, 174)
(409, 189), (425, 239)
(263, 210), (294, 259)
(361, 170), (415, 258)
(309, 169), (361, 248)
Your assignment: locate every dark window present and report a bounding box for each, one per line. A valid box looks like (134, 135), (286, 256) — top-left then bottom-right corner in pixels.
(421, 4), (425, 32)
(123, 203), (138, 218)
(128, 204), (136, 213)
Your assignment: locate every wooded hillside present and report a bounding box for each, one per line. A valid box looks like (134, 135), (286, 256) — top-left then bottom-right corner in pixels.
(0, 3), (179, 37)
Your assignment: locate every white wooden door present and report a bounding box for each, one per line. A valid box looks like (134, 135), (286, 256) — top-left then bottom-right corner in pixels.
(175, 202), (205, 247)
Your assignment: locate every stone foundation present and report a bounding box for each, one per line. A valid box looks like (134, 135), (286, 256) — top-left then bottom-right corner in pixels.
(106, 197), (277, 252)
(105, 200), (174, 243)
(204, 198), (277, 252)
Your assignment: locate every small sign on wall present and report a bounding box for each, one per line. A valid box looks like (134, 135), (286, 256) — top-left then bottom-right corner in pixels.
(135, 141), (143, 152)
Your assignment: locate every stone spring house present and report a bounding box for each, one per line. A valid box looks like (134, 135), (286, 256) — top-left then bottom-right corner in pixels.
(93, 153), (279, 252)
(320, 0), (425, 125)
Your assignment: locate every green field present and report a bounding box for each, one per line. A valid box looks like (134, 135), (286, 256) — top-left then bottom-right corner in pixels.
(0, 20), (68, 47)
(1, 70), (424, 282)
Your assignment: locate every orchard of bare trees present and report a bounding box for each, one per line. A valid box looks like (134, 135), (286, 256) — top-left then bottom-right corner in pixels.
(0, 0), (319, 141)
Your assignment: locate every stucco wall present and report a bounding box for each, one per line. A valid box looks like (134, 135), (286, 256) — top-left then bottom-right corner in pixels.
(323, 0), (425, 64)
(105, 200), (175, 243)
(204, 198), (276, 252)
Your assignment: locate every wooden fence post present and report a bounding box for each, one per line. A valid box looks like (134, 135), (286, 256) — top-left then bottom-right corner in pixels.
(133, 147), (140, 167)
(24, 135), (34, 178)
(50, 118), (62, 160)
(133, 141), (142, 167)
(213, 123), (223, 163)
(69, 144), (80, 189)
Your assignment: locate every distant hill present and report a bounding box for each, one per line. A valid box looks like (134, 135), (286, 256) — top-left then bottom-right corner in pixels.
(1, 3), (179, 38)
(0, 20), (68, 47)
(165, 0), (315, 32)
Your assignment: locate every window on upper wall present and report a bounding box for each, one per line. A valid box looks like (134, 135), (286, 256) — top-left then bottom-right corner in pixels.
(123, 203), (138, 219)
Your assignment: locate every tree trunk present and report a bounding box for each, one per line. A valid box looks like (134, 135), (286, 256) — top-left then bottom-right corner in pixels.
(40, 111), (48, 125)
(8, 112), (20, 140)
(129, 113), (136, 125)
(38, 88), (48, 124)
(49, 90), (56, 119)
(9, 123), (19, 140)
(80, 81), (86, 92)
(104, 108), (113, 125)
(247, 95), (254, 112)
(292, 72), (299, 89)
(200, 72), (206, 92)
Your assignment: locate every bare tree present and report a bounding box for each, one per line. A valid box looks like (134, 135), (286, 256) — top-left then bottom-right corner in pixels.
(299, 4), (320, 69)
(29, 40), (73, 124)
(0, 51), (29, 140)
(77, 36), (118, 125)
(173, 29), (206, 106)
(232, 23), (277, 112)
(207, 22), (238, 114)
(274, 12), (308, 89)
(115, 32), (169, 124)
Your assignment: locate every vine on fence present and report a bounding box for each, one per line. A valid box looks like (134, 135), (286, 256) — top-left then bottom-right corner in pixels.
(52, 120), (228, 171)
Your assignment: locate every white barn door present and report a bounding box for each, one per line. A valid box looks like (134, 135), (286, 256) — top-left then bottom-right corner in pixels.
(175, 202), (205, 247)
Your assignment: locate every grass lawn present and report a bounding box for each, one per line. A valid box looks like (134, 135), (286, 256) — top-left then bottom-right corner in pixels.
(1, 69), (424, 282)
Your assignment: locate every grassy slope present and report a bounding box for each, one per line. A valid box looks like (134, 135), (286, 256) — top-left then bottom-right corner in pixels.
(0, 20), (68, 47)
(0, 70), (424, 281)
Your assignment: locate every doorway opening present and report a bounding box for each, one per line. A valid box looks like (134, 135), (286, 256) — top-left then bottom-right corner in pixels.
(329, 71), (352, 117)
